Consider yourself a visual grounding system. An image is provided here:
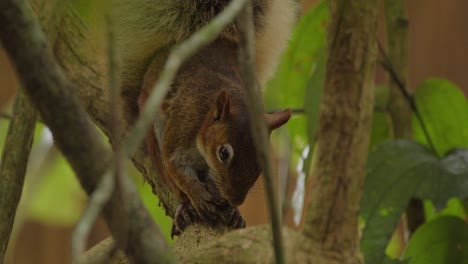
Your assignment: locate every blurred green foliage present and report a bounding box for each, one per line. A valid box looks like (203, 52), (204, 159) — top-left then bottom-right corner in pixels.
(413, 78), (468, 157)
(404, 216), (467, 264)
(1, 0), (467, 261)
(361, 78), (468, 263)
(265, 1), (327, 167)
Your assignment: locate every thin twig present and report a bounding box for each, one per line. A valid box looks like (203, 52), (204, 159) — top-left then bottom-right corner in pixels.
(72, 170), (114, 264)
(0, 90), (36, 262)
(267, 108), (305, 115)
(125, 0), (250, 157)
(237, 2), (284, 264)
(71, 16), (120, 264)
(0, 113), (12, 120)
(377, 41), (437, 153)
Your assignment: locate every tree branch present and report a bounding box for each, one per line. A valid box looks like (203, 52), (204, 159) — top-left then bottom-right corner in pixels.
(71, 15), (121, 264)
(384, 0), (412, 139)
(0, 1), (173, 263)
(377, 42), (437, 154)
(0, 90), (36, 263)
(302, 0), (378, 262)
(237, 1), (284, 263)
(383, 0), (425, 240)
(0, 113), (13, 120)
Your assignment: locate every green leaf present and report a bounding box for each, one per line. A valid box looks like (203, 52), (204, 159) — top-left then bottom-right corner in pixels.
(361, 141), (434, 264)
(404, 216), (468, 264)
(264, 1), (327, 162)
(425, 198), (467, 222)
(413, 78), (468, 157)
(361, 141), (468, 264)
(416, 148), (468, 207)
(303, 46), (325, 174)
(265, 1), (328, 173)
(265, 1), (327, 108)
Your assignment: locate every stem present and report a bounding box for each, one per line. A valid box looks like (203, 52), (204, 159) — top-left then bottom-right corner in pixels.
(0, 90), (36, 262)
(377, 42), (437, 154)
(71, 16), (121, 263)
(238, 2), (284, 264)
(383, 0), (425, 239)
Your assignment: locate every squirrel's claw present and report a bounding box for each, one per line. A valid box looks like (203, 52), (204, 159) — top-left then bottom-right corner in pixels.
(171, 203), (246, 238)
(190, 187), (229, 223)
(170, 223), (182, 239)
(171, 202), (198, 238)
(227, 207), (246, 229)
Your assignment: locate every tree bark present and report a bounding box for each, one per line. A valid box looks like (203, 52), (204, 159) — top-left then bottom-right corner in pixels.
(302, 0), (379, 263)
(0, 1), (174, 263)
(1, 0), (382, 263)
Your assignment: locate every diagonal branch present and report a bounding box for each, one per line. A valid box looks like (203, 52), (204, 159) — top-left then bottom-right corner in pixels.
(377, 41), (437, 154)
(0, 1), (173, 263)
(71, 15), (121, 264)
(237, 1), (284, 264)
(0, 90), (36, 263)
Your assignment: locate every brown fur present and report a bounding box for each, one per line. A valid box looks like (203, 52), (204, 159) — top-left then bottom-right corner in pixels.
(128, 0), (296, 233)
(116, 0), (298, 122)
(139, 39), (291, 215)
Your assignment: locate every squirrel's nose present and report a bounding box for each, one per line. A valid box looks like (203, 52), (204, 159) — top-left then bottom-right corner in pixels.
(228, 194), (246, 207)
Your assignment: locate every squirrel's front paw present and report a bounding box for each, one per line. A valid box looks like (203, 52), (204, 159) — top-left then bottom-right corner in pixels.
(171, 202), (198, 238)
(226, 207), (246, 229)
(190, 190), (230, 223)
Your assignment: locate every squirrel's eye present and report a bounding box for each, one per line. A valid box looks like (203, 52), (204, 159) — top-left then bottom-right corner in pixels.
(219, 146), (230, 161)
(217, 144), (233, 164)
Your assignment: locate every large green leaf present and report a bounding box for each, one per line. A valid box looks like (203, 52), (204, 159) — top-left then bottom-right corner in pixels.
(404, 216), (468, 264)
(413, 78), (468, 157)
(425, 198), (467, 222)
(303, 47), (325, 174)
(265, 1), (327, 108)
(361, 141), (468, 264)
(264, 1), (327, 163)
(416, 148), (468, 206)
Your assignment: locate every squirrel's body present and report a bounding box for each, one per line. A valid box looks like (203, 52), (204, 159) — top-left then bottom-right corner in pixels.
(117, 0), (297, 235)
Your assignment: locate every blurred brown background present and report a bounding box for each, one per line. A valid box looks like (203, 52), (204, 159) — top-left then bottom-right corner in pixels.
(1, 0), (467, 263)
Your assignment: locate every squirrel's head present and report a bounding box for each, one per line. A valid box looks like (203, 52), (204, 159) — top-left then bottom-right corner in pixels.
(196, 90), (291, 207)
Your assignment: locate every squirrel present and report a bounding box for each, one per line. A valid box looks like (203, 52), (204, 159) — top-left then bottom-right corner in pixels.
(115, 0), (297, 237)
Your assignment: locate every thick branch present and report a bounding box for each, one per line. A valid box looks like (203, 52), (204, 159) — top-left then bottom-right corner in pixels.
(302, 0), (378, 263)
(0, 1), (173, 263)
(0, 90), (36, 263)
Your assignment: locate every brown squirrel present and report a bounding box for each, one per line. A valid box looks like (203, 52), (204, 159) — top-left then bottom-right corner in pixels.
(115, 0), (297, 236)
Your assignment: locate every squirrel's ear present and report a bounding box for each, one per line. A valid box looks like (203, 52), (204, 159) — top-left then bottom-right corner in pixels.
(214, 90), (231, 120)
(265, 108), (291, 132)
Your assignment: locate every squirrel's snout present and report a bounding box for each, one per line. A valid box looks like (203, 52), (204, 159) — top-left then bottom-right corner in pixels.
(227, 194), (247, 207)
